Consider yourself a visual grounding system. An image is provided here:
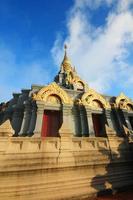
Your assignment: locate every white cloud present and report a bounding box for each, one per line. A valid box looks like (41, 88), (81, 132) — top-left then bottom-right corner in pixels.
(117, 0), (133, 12)
(52, 0), (133, 97)
(74, 0), (113, 10)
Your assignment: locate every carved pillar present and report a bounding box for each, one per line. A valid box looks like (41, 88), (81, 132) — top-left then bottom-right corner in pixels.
(73, 106), (82, 136)
(79, 106), (89, 136)
(115, 109), (125, 133)
(19, 101), (32, 136)
(123, 109), (132, 130)
(85, 107), (95, 137)
(33, 101), (44, 137)
(27, 102), (37, 136)
(59, 104), (73, 137)
(3, 93), (20, 122)
(11, 106), (24, 136)
(104, 109), (113, 128)
(58, 104), (74, 163)
(71, 107), (76, 136)
(104, 109), (117, 137)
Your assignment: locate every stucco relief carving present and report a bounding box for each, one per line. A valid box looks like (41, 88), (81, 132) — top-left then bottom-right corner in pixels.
(73, 76), (84, 84)
(32, 82), (73, 105)
(116, 93), (133, 111)
(0, 120), (14, 137)
(80, 88), (111, 109)
(46, 95), (61, 105)
(73, 77), (85, 90)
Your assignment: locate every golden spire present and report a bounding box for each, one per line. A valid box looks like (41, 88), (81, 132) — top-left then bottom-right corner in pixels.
(63, 44), (69, 61)
(61, 44), (72, 71)
(64, 44), (67, 58)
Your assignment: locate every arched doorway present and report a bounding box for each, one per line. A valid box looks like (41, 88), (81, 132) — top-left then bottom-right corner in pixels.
(92, 113), (106, 137)
(41, 95), (63, 137)
(41, 110), (62, 137)
(91, 100), (106, 137)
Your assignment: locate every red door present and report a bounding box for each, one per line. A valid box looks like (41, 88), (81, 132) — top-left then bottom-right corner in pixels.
(41, 110), (62, 137)
(92, 114), (103, 137)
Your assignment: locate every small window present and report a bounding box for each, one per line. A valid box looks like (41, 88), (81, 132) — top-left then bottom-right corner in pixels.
(77, 81), (84, 91)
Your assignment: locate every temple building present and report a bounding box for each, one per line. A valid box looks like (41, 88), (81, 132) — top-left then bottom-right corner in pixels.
(0, 46), (133, 200)
(1, 45), (133, 139)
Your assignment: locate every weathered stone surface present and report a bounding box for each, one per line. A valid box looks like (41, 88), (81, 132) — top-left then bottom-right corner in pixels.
(0, 134), (133, 200)
(0, 119), (14, 137)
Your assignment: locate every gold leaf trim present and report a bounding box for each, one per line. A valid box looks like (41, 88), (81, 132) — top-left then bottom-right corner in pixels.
(116, 92), (133, 110)
(80, 88), (111, 109)
(32, 82), (73, 105)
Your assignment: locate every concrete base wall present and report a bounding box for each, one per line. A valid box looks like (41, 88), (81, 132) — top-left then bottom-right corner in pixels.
(0, 136), (133, 200)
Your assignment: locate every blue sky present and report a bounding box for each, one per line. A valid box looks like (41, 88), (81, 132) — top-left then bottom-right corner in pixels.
(0, 0), (133, 101)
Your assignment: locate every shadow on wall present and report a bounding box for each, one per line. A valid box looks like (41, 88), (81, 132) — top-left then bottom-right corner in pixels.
(91, 136), (133, 197)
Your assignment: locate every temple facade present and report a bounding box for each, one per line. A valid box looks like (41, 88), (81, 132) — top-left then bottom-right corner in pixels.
(0, 46), (133, 200)
(1, 46), (133, 139)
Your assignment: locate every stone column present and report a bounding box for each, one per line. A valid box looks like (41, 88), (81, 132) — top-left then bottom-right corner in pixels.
(123, 109), (132, 130)
(19, 101), (32, 136)
(85, 107), (95, 137)
(33, 101), (44, 137)
(11, 105), (24, 136)
(72, 106), (82, 136)
(79, 106), (89, 136)
(104, 109), (116, 137)
(104, 109), (114, 128)
(27, 102), (37, 136)
(59, 104), (73, 137)
(58, 104), (74, 162)
(3, 93), (20, 122)
(71, 107), (76, 136)
(115, 109), (124, 132)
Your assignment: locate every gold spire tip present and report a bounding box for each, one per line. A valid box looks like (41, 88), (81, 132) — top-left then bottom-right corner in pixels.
(64, 44), (67, 50)
(64, 44), (68, 59)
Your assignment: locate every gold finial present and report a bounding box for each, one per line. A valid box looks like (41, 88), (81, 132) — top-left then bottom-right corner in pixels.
(64, 44), (67, 50)
(64, 44), (67, 58)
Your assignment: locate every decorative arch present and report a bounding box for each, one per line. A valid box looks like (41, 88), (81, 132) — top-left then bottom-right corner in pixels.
(32, 82), (73, 105)
(127, 104), (133, 111)
(80, 88), (111, 109)
(92, 100), (104, 109)
(116, 93), (133, 110)
(73, 76), (85, 91)
(46, 94), (62, 105)
(73, 77), (85, 85)
(76, 81), (84, 90)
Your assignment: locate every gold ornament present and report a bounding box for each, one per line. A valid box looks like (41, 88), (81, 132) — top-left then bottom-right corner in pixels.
(81, 88), (111, 109)
(116, 93), (133, 111)
(32, 82), (73, 105)
(61, 44), (73, 72)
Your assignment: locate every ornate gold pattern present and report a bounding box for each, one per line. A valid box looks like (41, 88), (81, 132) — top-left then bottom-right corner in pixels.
(47, 95), (61, 105)
(32, 82), (73, 105)
(61, 45), (73, 73)
(72, 76), (85, 88)
(60, 45), (87, 89)
(116, 93), (133, 110)
(80, 88), (111, 109)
